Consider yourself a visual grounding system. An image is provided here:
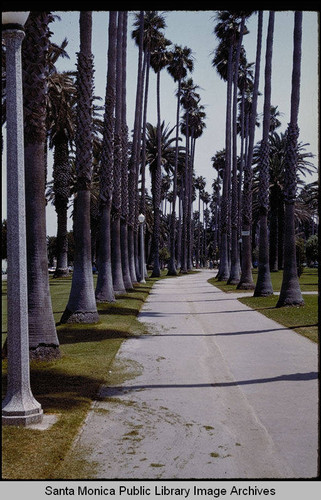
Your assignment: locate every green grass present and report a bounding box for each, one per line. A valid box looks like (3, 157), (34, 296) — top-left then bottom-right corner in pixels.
(208, 267), (318, 293)
(1, 270), (172, 479)
(208, 268), (318, 343)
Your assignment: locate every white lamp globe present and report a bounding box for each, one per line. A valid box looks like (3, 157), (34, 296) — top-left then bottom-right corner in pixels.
(138, 213), (145, 223)
(2, 12), (30, 27)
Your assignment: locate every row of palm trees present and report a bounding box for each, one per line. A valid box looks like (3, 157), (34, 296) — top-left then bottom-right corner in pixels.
(2, 11), (208, 359)
(210, 10), (316, 307)
(2, 11), (316, 362)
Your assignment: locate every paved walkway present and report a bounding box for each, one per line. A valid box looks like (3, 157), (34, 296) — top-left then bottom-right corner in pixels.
(65, 270), (318, 479)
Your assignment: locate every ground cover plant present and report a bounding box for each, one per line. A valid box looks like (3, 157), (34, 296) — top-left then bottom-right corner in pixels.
(1, 272), (171, 479)
(208, 268), (318, 343)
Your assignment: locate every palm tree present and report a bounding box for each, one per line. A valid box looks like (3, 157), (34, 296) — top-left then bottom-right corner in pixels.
(195, 176), (206, 268)
(166, 44), (194, 275)
(212, 11), (243, 281)
(129, 10), (145, 283)
(95, 11), (117, 303)
(228, 15), (248, 284)
(179, 78), (200, 273)
(119, 12), (133, 290)
(237, 11), (263, 290)
(47, 70), (75, 277)
(145, 121), (178, 268)
(111, 11), (126, 294)
(277, 11), (304, 307)
(149, 31), (172, 277)
(254, 11), (275, 297)
(22, 11), (60, 359)
(201, 190), (211, 266)
(61, 11), (99, 323)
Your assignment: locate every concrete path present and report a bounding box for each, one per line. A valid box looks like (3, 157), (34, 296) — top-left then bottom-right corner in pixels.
(66, 270), (318, 479)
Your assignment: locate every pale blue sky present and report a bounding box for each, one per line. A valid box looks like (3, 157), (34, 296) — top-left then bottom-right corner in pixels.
(2, 10), (319, 236)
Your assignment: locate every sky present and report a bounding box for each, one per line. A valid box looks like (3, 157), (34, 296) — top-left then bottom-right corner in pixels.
(1, 10), (319, 236)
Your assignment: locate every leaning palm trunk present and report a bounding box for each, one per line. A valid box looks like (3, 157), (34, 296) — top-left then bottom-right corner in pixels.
(61, 11), (99, 323)
(22, 11), (60, 359)
(277, 11), (304, 307)
(254, 11), (274, 297)
(237, 11), (263, 290)
(95, 11), (117, 303)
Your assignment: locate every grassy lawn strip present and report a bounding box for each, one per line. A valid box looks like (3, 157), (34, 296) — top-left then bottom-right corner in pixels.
(208, 268), (318, 344)
(1, 271), (174, 480)
(208, 267), (318, 293)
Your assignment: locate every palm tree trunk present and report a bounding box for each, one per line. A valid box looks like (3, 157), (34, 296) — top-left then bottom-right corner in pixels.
(120, 12), (133, 290)
(128, 17), (145, 285)
(61, 11), (99, 323)
(95, 10), (117, 303)
(53, 138), (70, 278)
(181, 114), (189, 274)
(112, 11), (126, 294)
(196, 191), (201, 268)
(237, 11), (263, 290)
(254, 11), (274, 297)
(167, 77), (181, 275)
(277, 11), (304, 307)
(151, 70), (162, 277)
(22, 11), (60, 358)
(217, 43), (233, 281)
(228, 16), (245, 285)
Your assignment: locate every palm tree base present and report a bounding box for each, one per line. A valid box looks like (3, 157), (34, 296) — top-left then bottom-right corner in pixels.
(167, 268), (177, 276)
(276, 296), (304, 308)
(253, 290), (274, 297)
(227, 278), (240, 285)
(60, 308), (100, 324)
(29, 344), (61, 361)
(54, 268), (70, 278)
(237, 281), (255, 290)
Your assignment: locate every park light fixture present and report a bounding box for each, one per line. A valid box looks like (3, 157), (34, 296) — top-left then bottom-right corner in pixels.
(2, 11), (43, 425)
(138, 213), (145, 224)
(138, 214), (146, 283)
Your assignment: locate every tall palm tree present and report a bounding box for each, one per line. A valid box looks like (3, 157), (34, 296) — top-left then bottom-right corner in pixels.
(277, 11), (304, 307)
(95, 11), (117, 303)
(111, 11), (126, 293)
(22, 11), (60, 359)
(254, 11), (275, 297)
(228, 15), (248, 284)
(166, 44), (194, 275)
(195, 176), (206, 268)
(237, 10), (263, 290)
(129, 10), (145, 283)
(119, 12), (133, 290)
(201, 190), (211, 266)
(179, 78), (200, 273)
(61, 11), (99, 323)
(212, 11), (242, 281)
(47, 70), (75, 277)
(149, 31), (172, 277)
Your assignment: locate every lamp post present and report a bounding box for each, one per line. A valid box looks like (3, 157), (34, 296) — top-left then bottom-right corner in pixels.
(2, 11), (43, 425)
(138, 213), (146, 284)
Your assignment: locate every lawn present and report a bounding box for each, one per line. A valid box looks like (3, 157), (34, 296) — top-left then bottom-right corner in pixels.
(208, 268), (318, 343)
(1, 271), (173, 479)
